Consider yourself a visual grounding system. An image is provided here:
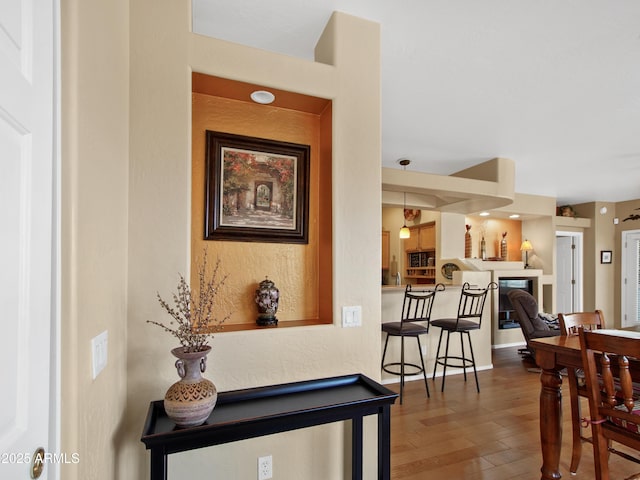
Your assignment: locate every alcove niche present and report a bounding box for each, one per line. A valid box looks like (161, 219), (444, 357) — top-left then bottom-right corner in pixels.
(191, 72), (333, 330)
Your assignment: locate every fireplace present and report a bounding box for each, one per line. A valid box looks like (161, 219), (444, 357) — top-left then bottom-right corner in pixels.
(498, 277), (534, 329)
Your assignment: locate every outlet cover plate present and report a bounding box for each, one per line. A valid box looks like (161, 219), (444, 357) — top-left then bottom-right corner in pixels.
(342, 306), (362, 327)
(91, 330), (108, 379)
(258, 455), (272, 480)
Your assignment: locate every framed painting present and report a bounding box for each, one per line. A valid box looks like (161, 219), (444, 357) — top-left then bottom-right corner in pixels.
(600, 250), (612, 264)
(204, 131), (310, 244)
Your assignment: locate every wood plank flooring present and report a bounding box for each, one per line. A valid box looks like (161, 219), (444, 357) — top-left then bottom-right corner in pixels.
(389, 346), (640, 479)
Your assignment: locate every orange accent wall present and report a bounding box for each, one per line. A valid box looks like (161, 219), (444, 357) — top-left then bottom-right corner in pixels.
(464, 217), (523, 261)
(191, 75), (332, 328)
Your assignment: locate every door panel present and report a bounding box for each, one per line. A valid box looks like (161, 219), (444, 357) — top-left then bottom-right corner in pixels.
(0, 0), (54, 478)
(622, 231), (640, 327)
(556, 235), (574, 313)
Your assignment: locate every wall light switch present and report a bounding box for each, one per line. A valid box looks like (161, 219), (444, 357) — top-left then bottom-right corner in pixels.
(91, 330), (108, 379)
(342, 306), (362, 327)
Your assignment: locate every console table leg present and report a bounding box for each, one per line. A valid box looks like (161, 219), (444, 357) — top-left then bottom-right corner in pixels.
(352, 415), (363, 480)
(378, 405), (391, 480)
(150, 448), (167, 480)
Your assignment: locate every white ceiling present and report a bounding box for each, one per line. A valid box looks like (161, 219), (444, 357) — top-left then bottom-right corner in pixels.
(193, 0), (640, 205)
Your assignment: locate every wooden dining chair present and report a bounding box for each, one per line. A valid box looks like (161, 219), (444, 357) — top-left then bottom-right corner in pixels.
(578, 329), (640, 480)
(558, 310), (605, 474)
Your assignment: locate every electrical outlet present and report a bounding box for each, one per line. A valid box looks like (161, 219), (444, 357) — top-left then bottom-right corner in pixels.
(258, 455), (272, 480)
(91, 330), (108, 379)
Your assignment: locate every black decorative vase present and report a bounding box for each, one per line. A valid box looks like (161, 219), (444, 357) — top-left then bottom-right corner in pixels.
(255, 277), (279, 326)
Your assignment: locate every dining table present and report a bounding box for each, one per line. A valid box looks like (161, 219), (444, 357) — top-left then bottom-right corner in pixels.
(530, 327), (640, 480)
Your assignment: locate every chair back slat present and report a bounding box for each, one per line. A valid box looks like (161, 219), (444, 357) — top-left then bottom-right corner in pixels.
(401, 284), (445, 330)
(455, 282), (497, 327)
(559, 310), (604, 336)
(599, 352), (617, 408)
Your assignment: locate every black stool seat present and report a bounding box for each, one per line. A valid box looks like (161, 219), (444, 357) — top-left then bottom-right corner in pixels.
(430, 318), (481, 331)
(381, 283), (444, 404)
(382, 322), (429, 336)
(382, 322), (430, 379)
(431, 282), (497, 393)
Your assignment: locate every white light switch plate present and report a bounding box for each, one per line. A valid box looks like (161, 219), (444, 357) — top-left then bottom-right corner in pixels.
(342, 306), (362, 327)
(91, 330), (108, 379)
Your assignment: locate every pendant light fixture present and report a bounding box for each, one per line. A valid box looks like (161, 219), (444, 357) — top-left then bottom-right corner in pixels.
(399, 159), (411, 239)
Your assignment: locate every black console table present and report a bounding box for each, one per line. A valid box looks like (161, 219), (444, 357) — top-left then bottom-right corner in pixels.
(141, 373), (398, 480)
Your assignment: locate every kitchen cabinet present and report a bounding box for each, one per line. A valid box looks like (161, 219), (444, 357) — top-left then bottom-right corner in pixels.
(403, 222), (436, 284)
(381, 230), (390, 270)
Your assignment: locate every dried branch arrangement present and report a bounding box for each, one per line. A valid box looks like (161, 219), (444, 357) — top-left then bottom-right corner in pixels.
(148, 250), (230, 352)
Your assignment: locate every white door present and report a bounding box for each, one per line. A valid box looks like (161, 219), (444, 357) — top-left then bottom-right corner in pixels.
(556, 236), (574, 313)
(622, 230), (640, 327)
(556, 231), (583, 314)
(0, 1), (57, 479)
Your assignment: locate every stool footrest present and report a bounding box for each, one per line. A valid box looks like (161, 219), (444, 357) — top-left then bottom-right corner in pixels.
(434, 355), (475, 370)
(382, 362), (424, 377)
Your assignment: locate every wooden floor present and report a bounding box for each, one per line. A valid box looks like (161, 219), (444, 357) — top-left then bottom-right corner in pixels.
(389, 346), (640, 479)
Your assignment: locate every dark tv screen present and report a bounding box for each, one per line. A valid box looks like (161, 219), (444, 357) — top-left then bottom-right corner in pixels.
(498, 278), (533, 312)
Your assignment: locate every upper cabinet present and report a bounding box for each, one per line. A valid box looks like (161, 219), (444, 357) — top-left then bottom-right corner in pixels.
(381, 230), (390, 270)
(417, 223), (435, 250)
(404, 222), (436, 284)
(405, 222), (435, 251)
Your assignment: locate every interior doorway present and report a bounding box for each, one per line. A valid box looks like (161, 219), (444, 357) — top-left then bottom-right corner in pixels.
(556, 231), (583, 314)
(621, 229), (640, 327)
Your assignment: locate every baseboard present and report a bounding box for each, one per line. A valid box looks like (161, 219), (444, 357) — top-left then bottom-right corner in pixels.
(381, 364), (494, 385)
(492, 341), (526, 350)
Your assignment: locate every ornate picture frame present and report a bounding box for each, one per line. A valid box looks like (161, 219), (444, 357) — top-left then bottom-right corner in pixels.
(205, 131), (310, 244)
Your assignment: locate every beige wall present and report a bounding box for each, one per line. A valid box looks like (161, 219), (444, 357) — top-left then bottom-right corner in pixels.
(122, 6), (382, 480)
(574, 202), (617, 324)
(60, 0), (129, 478)
(60, 2), (381, 479)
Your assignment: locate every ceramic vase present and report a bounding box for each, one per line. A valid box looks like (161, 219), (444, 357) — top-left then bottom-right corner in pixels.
(464, 225), (472, 258)
(164, 346), (217, 427)
(500, 232), (508, 261)
(480, 236), (487, 260)
(255, 277), (279, 326)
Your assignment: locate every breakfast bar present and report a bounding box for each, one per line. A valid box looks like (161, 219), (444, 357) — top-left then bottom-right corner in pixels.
(380, 271), (493, 385)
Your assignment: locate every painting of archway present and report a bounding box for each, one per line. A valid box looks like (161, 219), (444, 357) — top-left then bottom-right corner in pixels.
(205, 131), (310, 244)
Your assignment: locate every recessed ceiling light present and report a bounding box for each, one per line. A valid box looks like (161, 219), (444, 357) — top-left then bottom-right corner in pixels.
(479, 212), (490, 217)
(250, 90), (275, 104)
(509, 214), (520, 219)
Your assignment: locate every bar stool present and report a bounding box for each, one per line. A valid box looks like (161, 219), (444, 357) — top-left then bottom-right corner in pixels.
(381, 283), (445, 403)
(431, 282), (497, 393)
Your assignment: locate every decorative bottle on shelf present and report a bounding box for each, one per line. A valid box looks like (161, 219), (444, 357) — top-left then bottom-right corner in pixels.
(464, 225), (472, 258)
(480, 236), (487, 260)
(500, 232), (508, 261)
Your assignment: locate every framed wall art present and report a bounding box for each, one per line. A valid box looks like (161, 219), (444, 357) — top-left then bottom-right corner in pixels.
(204, 131), (310, 244)
(600, 250), (612, 264)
